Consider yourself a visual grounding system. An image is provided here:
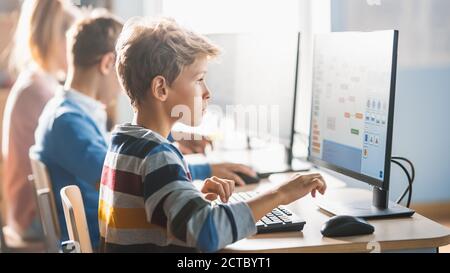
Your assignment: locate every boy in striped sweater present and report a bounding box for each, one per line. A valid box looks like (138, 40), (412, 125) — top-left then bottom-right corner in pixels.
(99, 17), (327, 253)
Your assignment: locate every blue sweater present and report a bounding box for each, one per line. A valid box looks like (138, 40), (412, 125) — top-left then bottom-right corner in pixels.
(33, 95), (107, 249)
(32, 93), (212, 249)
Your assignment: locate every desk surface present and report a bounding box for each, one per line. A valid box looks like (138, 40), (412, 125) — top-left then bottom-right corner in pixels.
(223, 186), (450, 253)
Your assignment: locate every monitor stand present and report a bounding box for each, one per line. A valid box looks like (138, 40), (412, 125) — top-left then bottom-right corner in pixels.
(317, 187), (415, 219)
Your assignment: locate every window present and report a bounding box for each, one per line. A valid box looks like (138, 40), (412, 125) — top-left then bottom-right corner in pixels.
(162, 0), (299, 34)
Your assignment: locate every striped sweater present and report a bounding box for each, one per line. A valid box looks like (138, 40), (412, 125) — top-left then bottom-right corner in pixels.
(98, 124), (257, 253)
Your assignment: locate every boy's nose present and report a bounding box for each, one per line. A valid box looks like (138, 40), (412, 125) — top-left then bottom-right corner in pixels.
(203, 86), (211, 100)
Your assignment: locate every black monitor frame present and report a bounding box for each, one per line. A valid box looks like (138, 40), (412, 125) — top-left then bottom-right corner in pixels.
(286, 32), (302, 166)
(307, 30), (401, 211)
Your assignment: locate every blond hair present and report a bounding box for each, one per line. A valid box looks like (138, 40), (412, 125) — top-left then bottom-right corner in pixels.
(116, 17), (220, 107)
(10, 0), (77, 73)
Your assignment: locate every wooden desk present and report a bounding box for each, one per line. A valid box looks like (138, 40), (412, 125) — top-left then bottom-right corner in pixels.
(223, 186), (450, 253)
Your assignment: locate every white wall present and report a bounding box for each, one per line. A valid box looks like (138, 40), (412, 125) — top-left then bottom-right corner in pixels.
(163, 0), (300, 34)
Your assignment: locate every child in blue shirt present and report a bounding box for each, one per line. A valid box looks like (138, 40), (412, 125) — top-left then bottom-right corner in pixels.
(32, 12), (124, 249)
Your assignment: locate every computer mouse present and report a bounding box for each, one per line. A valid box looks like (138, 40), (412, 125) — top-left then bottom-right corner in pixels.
(321, 215), (375, 237)
(234, 172), (261, 184)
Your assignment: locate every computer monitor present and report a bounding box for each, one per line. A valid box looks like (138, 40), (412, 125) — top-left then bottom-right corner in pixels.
(308, 30), (414, 219)
(206, 32), (307, 174)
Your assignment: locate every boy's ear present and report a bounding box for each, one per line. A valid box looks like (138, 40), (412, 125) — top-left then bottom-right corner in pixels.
(99, 52), (116, 75)
(151, 76), (169, 102)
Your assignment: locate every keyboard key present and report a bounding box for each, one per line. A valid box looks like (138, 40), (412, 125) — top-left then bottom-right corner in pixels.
(270, 217), (283, 224)
(234, 194), (244, 202)
(237, 193), (248, 201)
(256, 220), (265, 227)
(272, 210), (283, 217)
(243, 192), (253, 199)
(261, 216), (274, 225)
(280, 208), (293, 216)
(279, 216), (292, 223)
(248, 192), (258, 198)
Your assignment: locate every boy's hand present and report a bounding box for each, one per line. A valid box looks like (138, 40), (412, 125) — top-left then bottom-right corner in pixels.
(201, 176), (236, 203)
(276, 173), (327, 205)
(210, 163), (257, 186)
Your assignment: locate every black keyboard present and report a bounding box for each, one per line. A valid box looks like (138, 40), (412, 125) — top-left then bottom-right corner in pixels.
(213, 191), (306, 234)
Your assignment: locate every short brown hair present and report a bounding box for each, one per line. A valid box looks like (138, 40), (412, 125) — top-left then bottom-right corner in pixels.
(116, 17), (220, 107)
(68, 9), (123, 68)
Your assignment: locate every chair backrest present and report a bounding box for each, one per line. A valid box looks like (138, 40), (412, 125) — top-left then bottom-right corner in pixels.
(0, 210), (7, 253)
(29, 151), (61, 253)
(60, 185), (93, 253)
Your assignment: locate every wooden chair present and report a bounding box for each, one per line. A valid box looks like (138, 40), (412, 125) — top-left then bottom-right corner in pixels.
(60, 185), (93, 253)
(29, 151), (61, 253)
(0, 210), (7, 253)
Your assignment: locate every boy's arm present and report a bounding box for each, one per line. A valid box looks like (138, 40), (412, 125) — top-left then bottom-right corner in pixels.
(144, 145), (326, 253)
(159, 173), (326, 252)
(247, 173), (327, 221)
(160, 186), (257, 253)
(142, 144), (256, 253)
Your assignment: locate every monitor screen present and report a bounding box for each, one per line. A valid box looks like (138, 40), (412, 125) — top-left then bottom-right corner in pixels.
(308, 30), (398, 186)
(205, 32), (300, 147)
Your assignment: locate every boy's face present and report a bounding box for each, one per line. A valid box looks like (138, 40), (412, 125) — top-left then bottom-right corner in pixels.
(166, 55), (211, 127)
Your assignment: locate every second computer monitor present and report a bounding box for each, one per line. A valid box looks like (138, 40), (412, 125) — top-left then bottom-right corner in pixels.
(205, 32), (300, 149)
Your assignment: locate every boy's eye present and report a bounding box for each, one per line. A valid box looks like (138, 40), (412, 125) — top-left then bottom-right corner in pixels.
(197, 78), (204, 83)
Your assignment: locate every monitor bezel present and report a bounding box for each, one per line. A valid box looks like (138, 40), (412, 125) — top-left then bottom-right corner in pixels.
(287, 32), (302, 165)
(307, 30), (399, 191)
